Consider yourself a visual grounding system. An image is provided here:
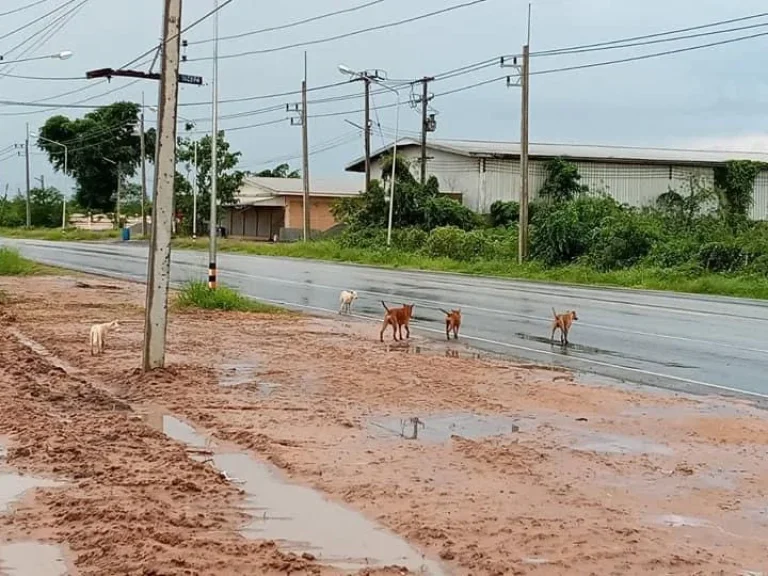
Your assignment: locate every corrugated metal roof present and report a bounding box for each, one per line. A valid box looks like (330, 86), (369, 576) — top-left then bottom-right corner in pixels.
(237, 175), (364, 206)
(344, 138), (768, 171)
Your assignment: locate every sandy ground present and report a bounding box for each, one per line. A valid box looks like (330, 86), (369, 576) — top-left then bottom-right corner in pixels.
(1, 274), (768, 576)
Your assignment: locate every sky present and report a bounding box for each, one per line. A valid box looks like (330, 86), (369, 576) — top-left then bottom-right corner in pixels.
(1, 0), (768, 199)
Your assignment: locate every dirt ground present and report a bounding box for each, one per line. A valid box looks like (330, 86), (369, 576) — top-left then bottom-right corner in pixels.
(1, 274), (768, 576)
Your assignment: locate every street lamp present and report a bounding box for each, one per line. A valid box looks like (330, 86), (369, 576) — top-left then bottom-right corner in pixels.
(32, 133), (68, 229)
(0, 51), (73, 65)
(339, 64), (400, 247)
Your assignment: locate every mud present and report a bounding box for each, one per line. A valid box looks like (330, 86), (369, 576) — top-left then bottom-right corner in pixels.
(2, 274), (768, 575)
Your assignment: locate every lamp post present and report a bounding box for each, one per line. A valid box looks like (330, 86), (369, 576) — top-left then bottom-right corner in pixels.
(0, 50), (73, 66)
(338, 64), (400, 247)
(32, 134), (68, 228)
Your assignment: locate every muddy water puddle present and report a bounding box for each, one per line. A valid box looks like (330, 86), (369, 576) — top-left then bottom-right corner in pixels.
(218, 361), (260, 387)
(573, 431), (672, 455)
(0, 442), (64, 514)
(369, 412), (518, 442)
(0, 542), (71, 576)
(158, 415), (445, 574)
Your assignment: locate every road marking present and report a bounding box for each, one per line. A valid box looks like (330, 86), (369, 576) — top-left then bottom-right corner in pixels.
(10, 242), (768, 401)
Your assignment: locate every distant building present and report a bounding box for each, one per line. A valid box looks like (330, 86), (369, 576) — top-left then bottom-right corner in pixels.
(223, 174), (364, 240)
(345, 138), (768, 219)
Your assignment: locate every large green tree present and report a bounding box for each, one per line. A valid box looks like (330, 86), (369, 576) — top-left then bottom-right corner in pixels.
(175, 131), (244, 233)
(37, 101), (155, 213)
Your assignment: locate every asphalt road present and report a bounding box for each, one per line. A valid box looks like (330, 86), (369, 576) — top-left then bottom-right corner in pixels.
(5, 238), (768, 402)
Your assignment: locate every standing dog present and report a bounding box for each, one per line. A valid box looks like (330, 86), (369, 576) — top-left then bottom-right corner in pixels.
(338, 290), (358, 315)
(550, 308), (577, 345)
(440, 308), (462, 340)
(90, 319), (120, 355)
(380, 301), (415, 342)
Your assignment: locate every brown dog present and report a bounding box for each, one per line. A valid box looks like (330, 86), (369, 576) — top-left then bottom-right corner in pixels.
(551, 308), (578, 345)
(380, 301), (415, 342)
(440, 308), (461, 340)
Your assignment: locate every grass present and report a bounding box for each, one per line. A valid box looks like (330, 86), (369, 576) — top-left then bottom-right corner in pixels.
(0, 247), (49, 276)
(174, 280), (286, 314)
(172, 237), (768, 301)
(0, 227), (121, 241)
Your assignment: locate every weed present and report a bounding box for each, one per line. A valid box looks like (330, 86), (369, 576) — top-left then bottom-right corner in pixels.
(175, 280), (285, 313)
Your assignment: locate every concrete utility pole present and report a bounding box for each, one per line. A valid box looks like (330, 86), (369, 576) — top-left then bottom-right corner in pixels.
(140, 92), (148, 237)
(35, 175), (45, 190)
(519, 44), (530, 263)
(25, 123), (30, 227)
(364, 77), (371, 191)
(142, 0), (183, 371)
(302, 53), (310, 241)
(418, 76), (435, 185)
(116, 164), (122, 227)
(208, 0), (220, 290)
(192, 140), (198, 239)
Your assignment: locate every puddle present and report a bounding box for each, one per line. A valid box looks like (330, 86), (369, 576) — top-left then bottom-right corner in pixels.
(0, 542), (70, 576)
(256, 382), (281, 397)
(655, 514), (710, 528)
(369, 412), (518, 442)
(161, 416), (445, 574)
(386, 343), (483, 360)
(218, 362), (259, 387)
(522, 557), (550, 565)
(0, 473), (63, 514)
(573, 432), (673, 455)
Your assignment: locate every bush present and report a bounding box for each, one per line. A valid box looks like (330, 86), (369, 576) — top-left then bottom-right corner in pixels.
(588, 213), (656, 271)
(424, 226), (468, 259)
(424, 196), (483, 231)
(391, 227), (429, 252)
(646, 238), (701, 268)
(424, 226), (517, 262)
(336, 226), (387, 250)
(697, 242), (745, 273)
(175, 280), (284, 313)
(489, 201), (519, 227)
(530, 195), (621, 266)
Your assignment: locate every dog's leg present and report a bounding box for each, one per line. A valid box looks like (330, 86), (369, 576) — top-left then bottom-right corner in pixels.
(392, 322), (399, 341)
(404, 322), (410, 340)
(446, 320), (450, 340)
(380, 319), (388, 342)
(550, 324), (557, 343)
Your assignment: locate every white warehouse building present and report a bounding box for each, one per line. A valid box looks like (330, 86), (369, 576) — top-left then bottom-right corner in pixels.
(344, 138), (768, 220)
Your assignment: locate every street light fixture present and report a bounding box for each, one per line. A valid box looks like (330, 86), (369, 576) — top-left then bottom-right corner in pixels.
(339, 63), (400, 247)
(0, 50), (73, 65)
(32, 133), (68, 229)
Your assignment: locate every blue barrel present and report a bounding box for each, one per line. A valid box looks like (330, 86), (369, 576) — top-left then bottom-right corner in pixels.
(121, 227), (130, 241)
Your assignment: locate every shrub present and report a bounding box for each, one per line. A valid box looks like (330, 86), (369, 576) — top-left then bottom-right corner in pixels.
(588, 213), (656, 271)
(175, 280), (283, 313)
(336, 226), (387, 250)
(424, 196), (483, 231)
(424, 226), (468, 259)
(646, 238), (701, 268)
(489, 200), (519, 227)
(697, 242), (745, 273)
(391, 227), (429, 252)
(530, 195), (621, 266)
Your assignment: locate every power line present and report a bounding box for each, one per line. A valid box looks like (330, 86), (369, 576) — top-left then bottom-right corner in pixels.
(188, 0), (496, 61)
(118, 0), (236, 69)
(0, 0), (54, 18)
(0, 0), (81, 42)
(533, 10), (768, 57)
(189, 0), (390, 45)
(0, 0), (85, 60)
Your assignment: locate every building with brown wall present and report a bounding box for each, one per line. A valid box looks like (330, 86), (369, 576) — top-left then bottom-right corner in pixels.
(222, 175), (364, 240)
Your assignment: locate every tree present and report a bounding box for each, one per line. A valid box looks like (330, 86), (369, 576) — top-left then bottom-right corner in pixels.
(539, 158), (587, 203)
(37, 102), (156, 213)
(176, 131), (245, 232)
(252, 163), (300, 178)
(713, 160), (765, 230)
(332, 154), (480, 232)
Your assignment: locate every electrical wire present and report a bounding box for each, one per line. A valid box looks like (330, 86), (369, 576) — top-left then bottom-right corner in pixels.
(0, 0), (81, 42)
(188, 0), (390, 45)
(0, 0), (54, 18)
(187, 0), (495, 61)
(0, 0), (85, 60)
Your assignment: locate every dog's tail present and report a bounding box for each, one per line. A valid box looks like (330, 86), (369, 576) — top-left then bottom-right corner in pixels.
(439, 308), (450, 316)
(381, 301), (390, 312)
(552, 307), (558, 318)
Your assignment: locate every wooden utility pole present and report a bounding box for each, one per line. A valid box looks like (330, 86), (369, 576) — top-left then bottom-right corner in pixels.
(419, 76), (434, 185)
(301, 54), (310, 241)
(364, 77), (371, 191)
(140, 92), (148, 237)
(25, 123), (30, 227)
(142, 0), (183, 371)
(518, 44), (530, 264)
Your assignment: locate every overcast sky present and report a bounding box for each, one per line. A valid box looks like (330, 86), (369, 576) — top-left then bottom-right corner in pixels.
(1, 0), (767, 198)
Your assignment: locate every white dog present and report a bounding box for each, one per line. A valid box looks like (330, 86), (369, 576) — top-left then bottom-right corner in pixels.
(338, 290), (358, 315)
(90, 319), (120, 356)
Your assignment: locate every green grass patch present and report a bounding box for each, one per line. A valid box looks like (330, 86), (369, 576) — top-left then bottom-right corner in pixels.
(172, 237), (768, 300)
(174, 280), (285, 314)
(0, 247), (49, 276)
(0, 227), (121, 241)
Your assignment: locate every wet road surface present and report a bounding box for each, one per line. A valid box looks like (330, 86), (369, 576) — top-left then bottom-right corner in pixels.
(4, 238), (768, 402)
